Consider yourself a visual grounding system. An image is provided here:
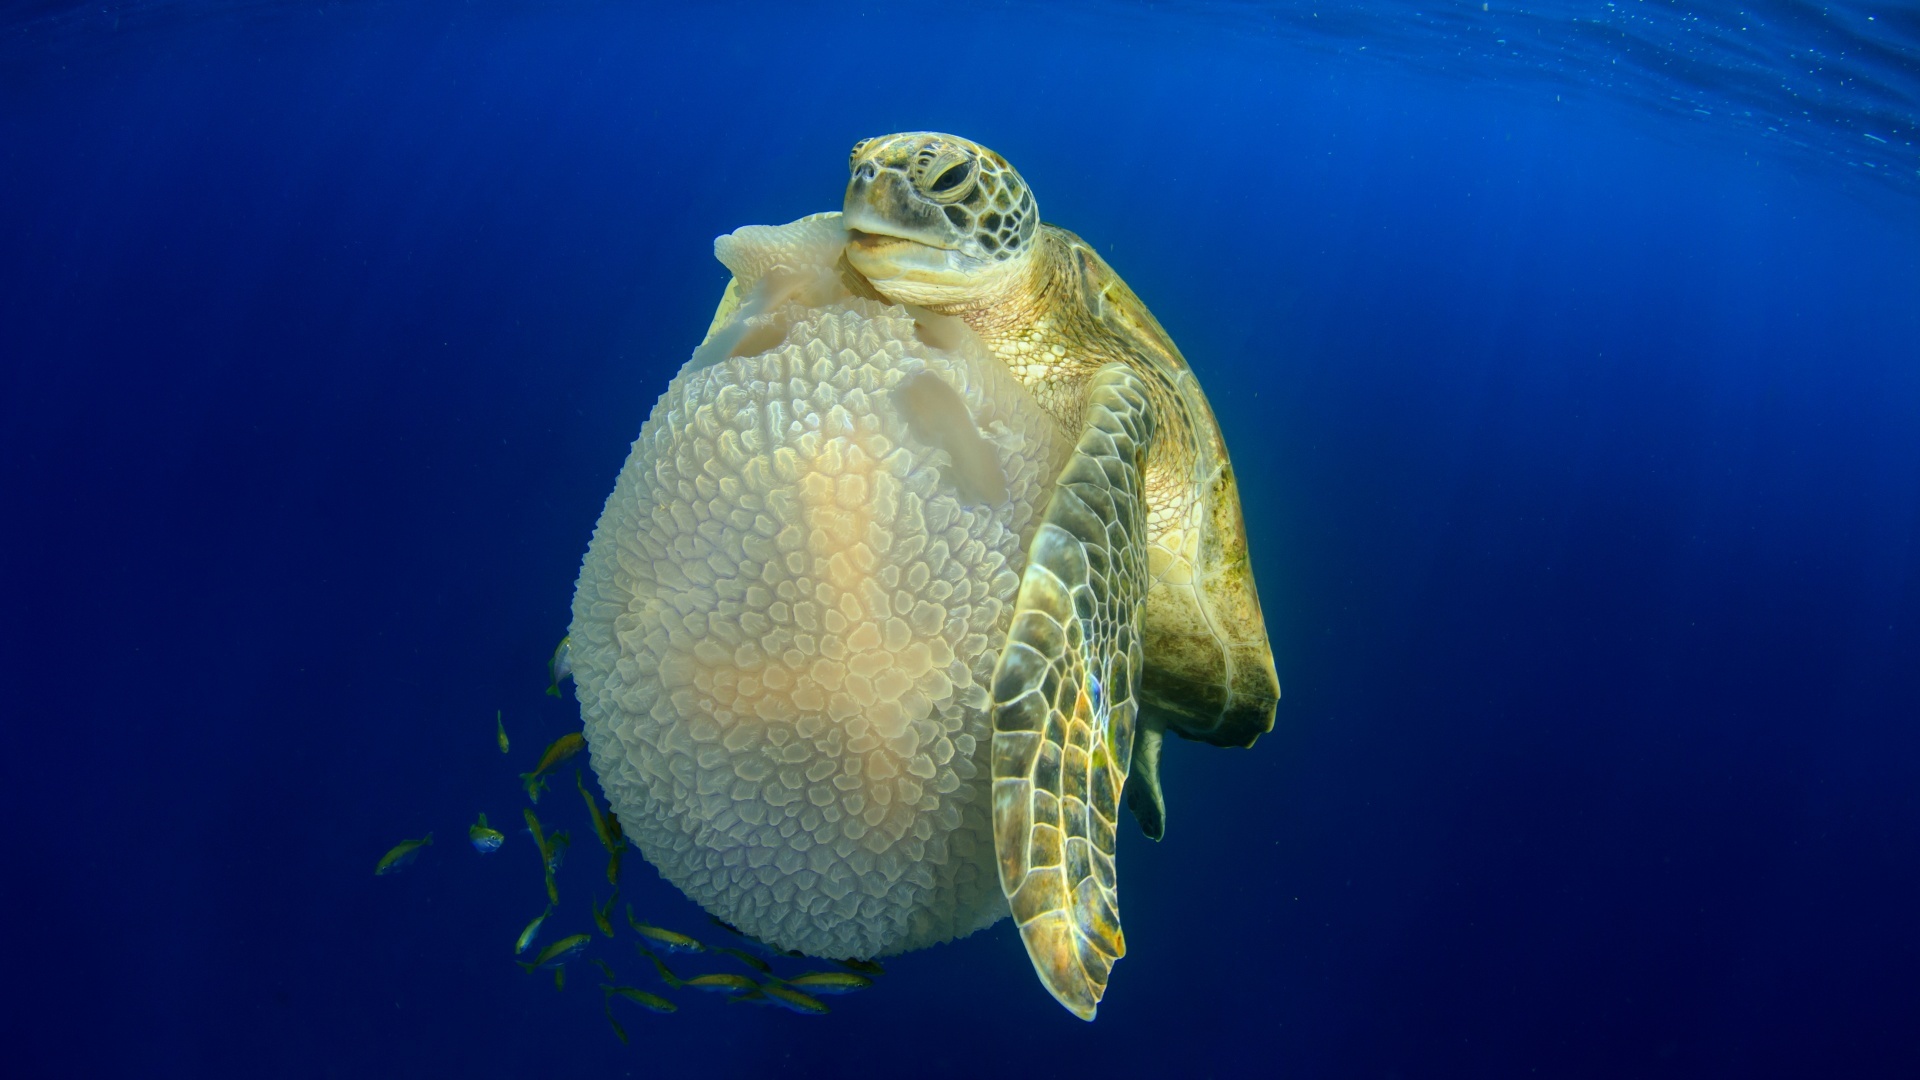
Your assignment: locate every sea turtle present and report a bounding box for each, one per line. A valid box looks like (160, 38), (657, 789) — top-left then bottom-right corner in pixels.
(839, 133), (1280, 1018)
(568, 132), (1278, 1022)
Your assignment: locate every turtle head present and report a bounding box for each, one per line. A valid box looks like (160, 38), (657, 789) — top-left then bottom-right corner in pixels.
(843, 132), (1039, 309)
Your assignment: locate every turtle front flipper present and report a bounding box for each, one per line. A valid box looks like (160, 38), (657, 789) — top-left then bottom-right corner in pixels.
(990, 363), (1153, 1021)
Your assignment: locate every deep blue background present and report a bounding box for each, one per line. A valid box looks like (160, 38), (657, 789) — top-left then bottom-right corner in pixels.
(3, 2), (1917, 1077)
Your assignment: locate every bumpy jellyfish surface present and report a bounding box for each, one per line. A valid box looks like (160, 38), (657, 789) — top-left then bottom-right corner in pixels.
(570, 214), (1066, 958)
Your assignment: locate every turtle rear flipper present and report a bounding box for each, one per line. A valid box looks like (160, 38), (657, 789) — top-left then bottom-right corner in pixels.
(991, 364), (1153, 1022)
(1123, 707), (1169, 841)
(1138, 419), (1281, 749)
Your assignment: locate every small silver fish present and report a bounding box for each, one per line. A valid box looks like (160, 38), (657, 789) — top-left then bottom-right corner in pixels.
(592, 892), (618, 939)
(711, 946), (772, 975)
(524, 808), (561, 905)
(518, 933), (591, 972)
(759, 982), (830, 1015)
(546, 636), (573, 698)
(635, 945), (682, 989)
(604, 985), (676, 1014)
(519, 732), (584, 802)
(603, 1003), (628, 1044)
(628, 907), (703, 953)
(469, 813), (504, 854)
(374, 834), (432, 875)
(632, 923), (703, 954)
(515, 906), (552, 955)
(578, 771), (621, 854)
(683, 973), (758, 995)
(784, 971), (873, 995)
(543, 831), (571, 875)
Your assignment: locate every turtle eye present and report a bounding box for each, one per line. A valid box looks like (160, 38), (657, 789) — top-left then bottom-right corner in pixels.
(928, 159), (973, 194)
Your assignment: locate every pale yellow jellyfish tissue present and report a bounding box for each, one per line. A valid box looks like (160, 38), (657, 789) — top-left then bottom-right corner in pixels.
(569, 213), (1066, 958)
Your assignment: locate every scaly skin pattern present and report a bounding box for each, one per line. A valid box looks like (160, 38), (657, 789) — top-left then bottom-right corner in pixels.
(989, 364), (1150, 1019)
(953, 228), (1278, 748)
(843, 132), (1282, 1019)
(845, 132), (1280, 748)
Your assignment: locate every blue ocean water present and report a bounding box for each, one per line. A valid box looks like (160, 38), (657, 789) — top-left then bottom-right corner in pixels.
(2, 1), (1916, 1076)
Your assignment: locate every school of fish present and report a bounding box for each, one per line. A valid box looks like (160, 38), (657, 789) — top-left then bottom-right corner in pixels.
(375, 666), (883, 1037)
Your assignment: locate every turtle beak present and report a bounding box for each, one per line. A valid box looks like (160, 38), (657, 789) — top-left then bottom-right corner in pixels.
(844, 170), (953, 252)
(842, 166), (986, 305)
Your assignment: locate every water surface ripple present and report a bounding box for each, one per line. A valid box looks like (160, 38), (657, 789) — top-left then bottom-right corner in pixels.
(1174, 1), (1919, 195)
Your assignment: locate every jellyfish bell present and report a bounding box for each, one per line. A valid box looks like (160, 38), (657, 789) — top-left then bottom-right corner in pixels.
(568, 212), (1065, 959)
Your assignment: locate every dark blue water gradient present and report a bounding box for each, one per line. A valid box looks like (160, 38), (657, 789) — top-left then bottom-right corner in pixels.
(9, 0), (1918, 196)
(1, 2), (1916, 1077)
